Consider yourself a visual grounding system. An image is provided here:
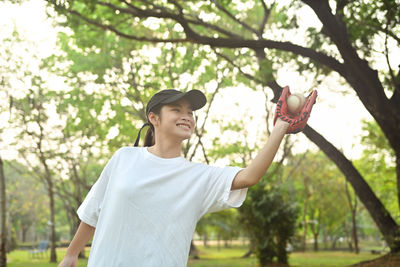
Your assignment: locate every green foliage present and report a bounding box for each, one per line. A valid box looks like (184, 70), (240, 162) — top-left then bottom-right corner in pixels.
(356, 120), (397, 222)
(4, 160), (49, 245)
(360, 120), (395, 159)
(340, 1), (399, 54)
(46, 0), (400, 104)
(239, 180), (299, 265)
(284, 151), (368, 251)
(338, 0), (400, 91)
(8, 227), (18, 252)
(256, 58), (275, 84)
(197, 210), (241, 247)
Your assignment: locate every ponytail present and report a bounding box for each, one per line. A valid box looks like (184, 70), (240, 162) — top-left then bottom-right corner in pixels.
(133, 104), (162, 147)
(144, 125), (155, 146)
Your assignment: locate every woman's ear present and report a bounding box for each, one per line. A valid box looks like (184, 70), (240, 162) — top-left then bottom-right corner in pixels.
(148, 112), (160, 126)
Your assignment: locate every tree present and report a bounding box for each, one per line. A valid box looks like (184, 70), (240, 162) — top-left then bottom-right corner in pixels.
(11, 85), (60, 262)
(0, 55), (8, 267)
(0, 29), (63, 262)
(357, 120), (397, 217)
(345, 181), (359, 253)
(5, 160), (49, 244)
(46, 0), (400, 252)
(353, 119), (397, 250)
(240, 180), (298, 265)
(287, 151), (350, 252)
(0, 157), (6, 267)
(197, 210), (240, 250)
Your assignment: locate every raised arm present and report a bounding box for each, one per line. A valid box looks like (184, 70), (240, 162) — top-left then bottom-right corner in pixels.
(58, 222), (95, 267)
(231, 119), (288, 189)
(231, 86), (317, 190)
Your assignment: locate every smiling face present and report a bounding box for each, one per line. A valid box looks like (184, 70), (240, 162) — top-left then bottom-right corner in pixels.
(148, 98), (195, 144)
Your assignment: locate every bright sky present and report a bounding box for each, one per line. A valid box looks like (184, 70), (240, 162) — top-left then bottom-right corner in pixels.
(1, 0), (393, 163)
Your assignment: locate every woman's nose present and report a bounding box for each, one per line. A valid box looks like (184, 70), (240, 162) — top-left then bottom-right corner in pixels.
(182, 115), (193, 122)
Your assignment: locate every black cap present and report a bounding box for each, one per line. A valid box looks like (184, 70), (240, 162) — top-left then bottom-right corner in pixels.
(145, 89), (206, 116)
(134, 89), (207, 146)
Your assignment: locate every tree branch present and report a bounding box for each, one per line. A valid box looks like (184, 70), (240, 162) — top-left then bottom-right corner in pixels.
(210, 0), (258, 35)
(99, 1), (242, 39)
(117, 1), (241, 39)
(199, 138), (209, 164)
(258, 0), (273, 38)
(373, 24), (400, 44)
(63, 5), (346, 77)
(384, 28), (397, 91)
(67, 9), (186, 42)
(212, 49), (284, 102)
(188, 71), (222, 161)
(336, 0), (350, 14)
(212, 48), (264, 84)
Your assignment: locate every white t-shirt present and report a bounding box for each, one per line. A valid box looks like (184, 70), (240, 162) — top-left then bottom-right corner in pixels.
(77, 146), (247, 267)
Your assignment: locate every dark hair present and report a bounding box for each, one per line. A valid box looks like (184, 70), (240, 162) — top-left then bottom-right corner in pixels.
(143, 104), (162, 147)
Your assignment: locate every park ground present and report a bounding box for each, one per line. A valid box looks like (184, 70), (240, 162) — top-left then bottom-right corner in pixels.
(6, 244), (398, 267)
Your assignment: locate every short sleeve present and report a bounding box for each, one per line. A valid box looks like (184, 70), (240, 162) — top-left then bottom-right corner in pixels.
(202, 166), (248, 215)
(77, 149), (120, 227)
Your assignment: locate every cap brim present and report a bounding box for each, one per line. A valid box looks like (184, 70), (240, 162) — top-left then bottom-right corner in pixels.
(161, 90), (206, 111)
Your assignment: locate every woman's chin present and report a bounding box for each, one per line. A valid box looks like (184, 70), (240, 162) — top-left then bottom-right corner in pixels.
(178, 132), (193, 141)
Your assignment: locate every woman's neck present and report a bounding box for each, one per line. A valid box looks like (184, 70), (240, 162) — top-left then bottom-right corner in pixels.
(147, 142), (182, 159)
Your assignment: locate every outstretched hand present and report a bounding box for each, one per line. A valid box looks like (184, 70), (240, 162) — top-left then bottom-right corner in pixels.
(273, 86), (318, 134)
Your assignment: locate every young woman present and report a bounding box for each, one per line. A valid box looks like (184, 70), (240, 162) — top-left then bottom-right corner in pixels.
(58, 87), (317, 267)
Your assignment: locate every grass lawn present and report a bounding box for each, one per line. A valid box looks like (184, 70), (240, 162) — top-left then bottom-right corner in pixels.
(7, 248), (89, 267)
(6, 246), (382, 267)
(189, 246), (381, 267)
(289, 251), (381, 267)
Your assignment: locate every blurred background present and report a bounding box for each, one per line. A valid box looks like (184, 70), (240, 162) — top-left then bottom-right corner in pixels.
(0, 0), (399, 266)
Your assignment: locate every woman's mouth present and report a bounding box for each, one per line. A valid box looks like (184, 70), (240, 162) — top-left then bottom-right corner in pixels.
(177, 123), (191, 130)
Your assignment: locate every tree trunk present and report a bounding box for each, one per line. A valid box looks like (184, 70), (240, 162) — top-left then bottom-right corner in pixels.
(352, 208), (359, 254)
(38, 135), (57, 263)
(309, 223), (318, 252)
(22, 226), (28, 243)
(47, 179), (57, 263)
(224, 239), (229, 248)
(203, 233), (208, 247)
(301, 211), (308, 252)
(242, 239), (255, 258)
(323, 228), (328, 250)
(301, 177), (309, 252)
(313, 233), (318, 252)
(345, 182), (360, 254)
(396, 152), (400, 220)
(331, 236), (338, 250)
(348, 238), (353, 252)
(189, 240), (199, 259)
(0, 157), (7, 267)
(303, 126), (400, 252)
